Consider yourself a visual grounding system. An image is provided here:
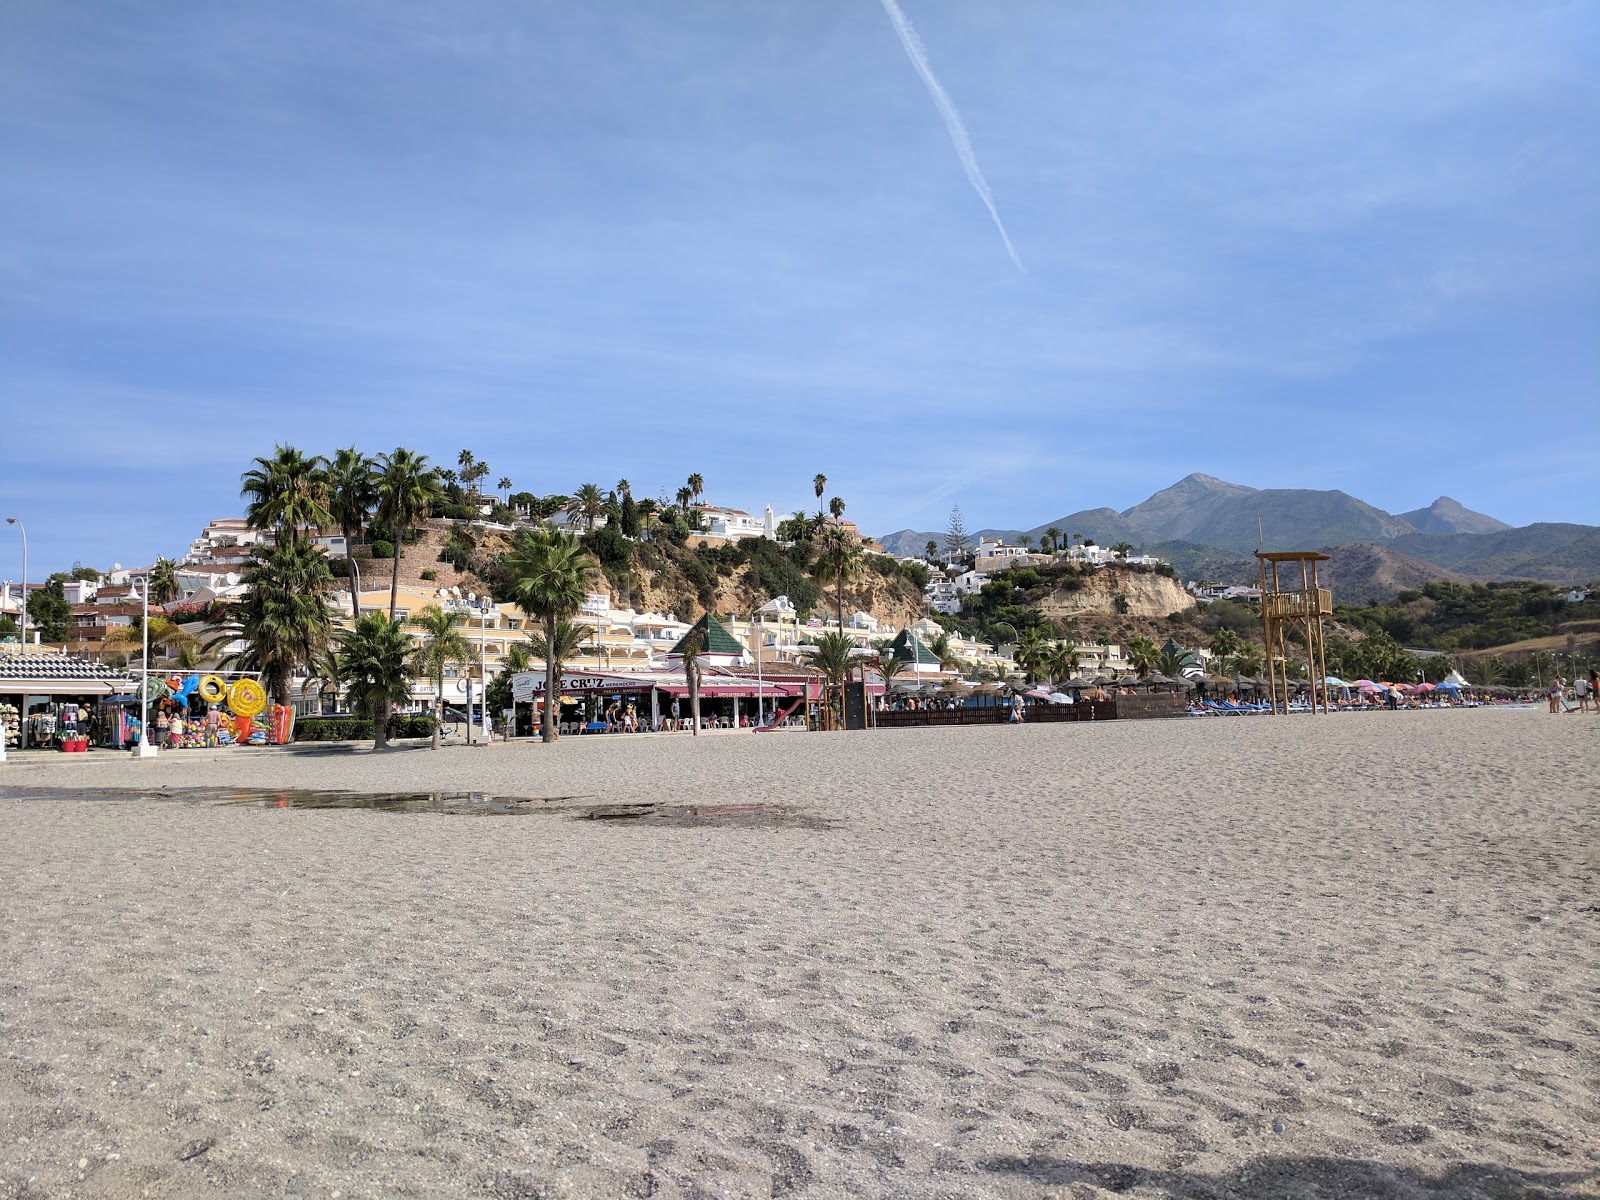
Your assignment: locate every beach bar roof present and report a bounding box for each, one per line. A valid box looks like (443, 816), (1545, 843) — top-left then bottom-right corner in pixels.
(0, 653), (138, 696)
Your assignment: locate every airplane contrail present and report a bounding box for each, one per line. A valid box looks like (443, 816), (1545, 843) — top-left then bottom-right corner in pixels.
(878, 0), (1024, 271)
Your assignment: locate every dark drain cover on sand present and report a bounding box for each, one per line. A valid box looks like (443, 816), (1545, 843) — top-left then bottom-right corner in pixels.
(577, 802), (838, 830)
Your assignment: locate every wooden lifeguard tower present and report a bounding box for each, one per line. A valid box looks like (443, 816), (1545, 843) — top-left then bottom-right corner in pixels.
(1254, 550), (1333, 715)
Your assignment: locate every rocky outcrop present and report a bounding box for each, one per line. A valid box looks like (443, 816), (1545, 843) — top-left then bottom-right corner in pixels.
(1034, 569), (1192, 621)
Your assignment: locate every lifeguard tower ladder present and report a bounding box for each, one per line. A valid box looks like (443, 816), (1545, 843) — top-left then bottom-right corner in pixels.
(1254, 550), (1333, 715)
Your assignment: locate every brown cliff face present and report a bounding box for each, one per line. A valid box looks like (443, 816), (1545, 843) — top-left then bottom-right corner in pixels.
(1035, 569), (1193, 621)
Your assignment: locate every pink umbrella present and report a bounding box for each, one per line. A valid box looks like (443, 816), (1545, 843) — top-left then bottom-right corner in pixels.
(1415, 682), (1435, 692)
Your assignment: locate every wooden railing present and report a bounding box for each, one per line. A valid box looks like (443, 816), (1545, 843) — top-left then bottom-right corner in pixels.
(1262, 588), (1332, 618)
(875, 700), (1117, 729)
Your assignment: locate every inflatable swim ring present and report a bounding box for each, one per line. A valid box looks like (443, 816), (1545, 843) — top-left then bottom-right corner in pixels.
(197, 675), (228, 704)
(228, 678), (267, 718)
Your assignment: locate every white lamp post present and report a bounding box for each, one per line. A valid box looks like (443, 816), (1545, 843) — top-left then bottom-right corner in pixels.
(129, 570), (157, 758)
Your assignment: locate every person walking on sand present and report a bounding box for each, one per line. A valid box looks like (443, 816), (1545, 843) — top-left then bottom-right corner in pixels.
(1575, 670), (1593, 714)
(1548, 674), (1565, 714)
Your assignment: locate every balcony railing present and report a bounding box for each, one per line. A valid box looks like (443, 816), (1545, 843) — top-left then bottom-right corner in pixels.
(1262, 588), (1332, 618)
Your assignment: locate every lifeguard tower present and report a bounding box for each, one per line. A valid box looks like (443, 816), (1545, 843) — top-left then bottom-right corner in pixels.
(1254, 550), (1333, 715)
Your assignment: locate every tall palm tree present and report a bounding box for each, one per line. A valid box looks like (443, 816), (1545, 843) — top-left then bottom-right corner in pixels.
(679, 626), (705, 736)
(498, 476), (513, 504)
(1045, 527), (1063, 556)
(573, 483), (605, 531)
(148, 557), (180, 605)
(408, 605), (473, 750)
(375, 448), (442, 620)
(1229, 642), (1266, 677)
(241, 445), (332, 539)
(530, 619), (594, 673)
(812, 473), (827, 521)
(327, 447), (378, 619)
(828, 496), (846, 521)
(687, 473), (704, 504)
(929, 631), (957, 671)
(805, 631), (856, 730)
(102, 616), (200, 668)
(615, 478), (631, 497)
(1111, 541), (1135, 562)
(1018, 534), (1034, 551)
(504, 642), (535, 675)
(813, 525), (865, 635)
(924, 539), (938, 561)
(338, 613), (416, 749)
(204, 538), (336, 704)
(507, 532), (598, 742)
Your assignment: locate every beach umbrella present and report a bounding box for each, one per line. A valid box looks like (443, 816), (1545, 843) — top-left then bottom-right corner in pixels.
(1435, 679), (1461, 692)
(1317, 676), (1345, 687)
(1048, 692), (1071, 703)
(1117, 675), (1138, 686)
(1415, 682), (1435, 693)
(1025, 686), (1052, 699)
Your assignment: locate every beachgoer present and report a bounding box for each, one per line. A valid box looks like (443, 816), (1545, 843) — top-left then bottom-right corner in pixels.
(1576, 672), (1593, 714)
(168, 713), (185, 749)
(1588, 670), (1599, 715)
(1548, 675), (1564, 714)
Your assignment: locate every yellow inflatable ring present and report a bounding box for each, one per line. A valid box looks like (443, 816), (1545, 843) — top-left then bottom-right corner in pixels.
(197, 675), (228, 704)
(228, 678), (267, 717)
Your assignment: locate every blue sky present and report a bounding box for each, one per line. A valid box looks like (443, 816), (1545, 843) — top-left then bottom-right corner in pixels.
(2, 1), (1596, 575)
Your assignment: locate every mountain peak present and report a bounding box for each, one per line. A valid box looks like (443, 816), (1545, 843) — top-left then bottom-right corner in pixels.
(1399, 496), (1511, 536)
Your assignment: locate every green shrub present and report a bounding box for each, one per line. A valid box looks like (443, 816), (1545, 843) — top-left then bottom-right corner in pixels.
(295, 717), (374, 742)
(420, 569), (437, 581)
(371, 540), (394, 559)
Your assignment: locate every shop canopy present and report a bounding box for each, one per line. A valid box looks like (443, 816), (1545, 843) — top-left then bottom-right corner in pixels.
(0, 653), (136, 696)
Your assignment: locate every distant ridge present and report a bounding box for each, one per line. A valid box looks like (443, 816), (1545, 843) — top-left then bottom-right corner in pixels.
(873, 473), (1597, 591)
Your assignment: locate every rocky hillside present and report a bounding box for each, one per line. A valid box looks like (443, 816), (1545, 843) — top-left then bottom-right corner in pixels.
(1033, 567), (1192, 621)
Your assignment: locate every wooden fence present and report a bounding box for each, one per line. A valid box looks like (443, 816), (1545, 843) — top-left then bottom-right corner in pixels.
(875, 700), (1117, 729)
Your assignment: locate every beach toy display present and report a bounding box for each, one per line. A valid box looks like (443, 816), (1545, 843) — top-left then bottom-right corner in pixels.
(197, 675), (228, 704)
(228, 678), (267, 718)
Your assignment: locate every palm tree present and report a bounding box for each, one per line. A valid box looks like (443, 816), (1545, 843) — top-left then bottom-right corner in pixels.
(503, 642), (535, 675)
(1046, 527), (1063, 556)
(1229, 642), (1266, 677)
(241, 445), (332, 539)
(102, 615), (200, 668)
(408, 605), (473, 750)
(813, 525), (865, 635)
(876, 653), (905, 687)
(1127, 635), (1160, 676)
(1016, 628), (1051, 680)
(679, 626), (705, 736)
(498, 476), (513, 504)
(1208, 627), (1241, 663)
(573, 483), (605, 531)
(615, 479), (631, 498)
(805, 631), (856, 730)
(530, 619), (595, 682)
(1071, 532), (1082, 548)
(924, 539), (938, 561)
(1156, 645), (1194, 678)
(507, 532), (598, 742)
(305, 647), (343, 713)
(928, 631), (957, 671)
(1111, 541), (1135, 562)
(375, 448), (442, 620)
(327, 447), (378, 619)
(148, 557), (180, 605)
(1048, 640), (1080, 684)
(828, 496), (846, 521)
(812, 473), (827, 520)
(338, 613), (416, 749)
(687, 473), (704, 505)
(204, 538), (336, 704)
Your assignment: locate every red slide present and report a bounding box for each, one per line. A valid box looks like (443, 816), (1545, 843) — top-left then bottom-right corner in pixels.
(754, 697), (804, 731)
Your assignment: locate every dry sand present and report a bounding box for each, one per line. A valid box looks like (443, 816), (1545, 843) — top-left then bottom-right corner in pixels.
(1, 709), (1595, 1199)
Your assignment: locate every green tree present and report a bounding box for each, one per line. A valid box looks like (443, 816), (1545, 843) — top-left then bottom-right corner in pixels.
(241, 445), (332, 538)
(1155, 645), (1194, 678)
(507, 532), (598, 743)
(1015, 628), (1051, 681)
(408, 605), (472, 750)
(687, 473), (705, 504)
(573, 482), (605, 531)
(205, 538), (336, 703)
(338, 613), (416, 749)
(148, 557), (180, 605)
(498, 476), (513, 503)
(1047, 640), (1080, 683)
(375, 448), (442, 620)
(805, 631), (856, 730)
(924, 539), (938, 561)
(944, 506), (969, 559)
(812, 473), (827, 521)
(1111, 541), (1134, 562)
(1045, 527), (1063, 555)
(828, 496), (845, 521)
(679, 625), (705, 736)
(813, 525), (865, 634)
(1126, 635), (1160, 676)
(1229, 642), (1266, 677)
(1208, 627), (1241, 662)
(327, 447), (378, 618)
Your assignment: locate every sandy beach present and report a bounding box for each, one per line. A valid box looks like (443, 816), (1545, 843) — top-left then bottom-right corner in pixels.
(1, 709), (1595, 1199)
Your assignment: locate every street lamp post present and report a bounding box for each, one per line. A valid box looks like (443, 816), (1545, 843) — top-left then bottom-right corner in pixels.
(129, 569), (157, 758)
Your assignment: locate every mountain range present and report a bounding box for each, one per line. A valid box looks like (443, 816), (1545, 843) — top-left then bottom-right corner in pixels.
(878, 474), (1598, 600)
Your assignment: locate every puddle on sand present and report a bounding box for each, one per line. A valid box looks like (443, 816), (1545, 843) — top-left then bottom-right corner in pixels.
(0, 788), (836, 827)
